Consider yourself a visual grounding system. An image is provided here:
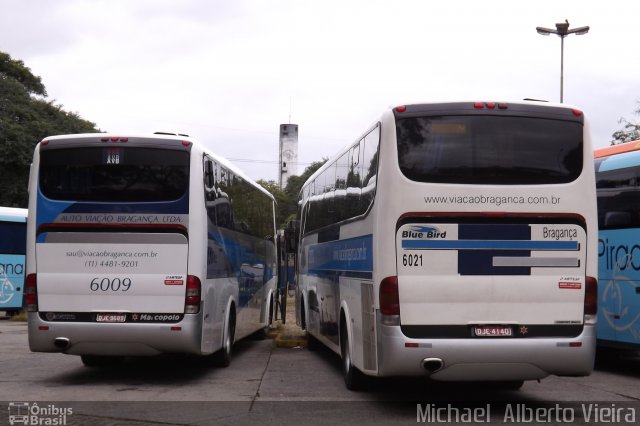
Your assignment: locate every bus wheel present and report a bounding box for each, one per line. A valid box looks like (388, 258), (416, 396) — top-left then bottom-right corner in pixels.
(306, 332), (320, 351)
(340, 322), (365, 390)
(252, 296), (273, 341)
(214, 311), (235, 367)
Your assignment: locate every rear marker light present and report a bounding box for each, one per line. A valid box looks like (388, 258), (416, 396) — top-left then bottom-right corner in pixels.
(182, 141), (191, 147)
(25, 273), (38, 312)
(405, 342), (419, 348)
(572, 109), (583, 117)
(101, 137), (129, 143)
(584, 276), (597, 316)
(395, 105), (407, 113)
(171, 326), (182, 331)
(474, 102), (507, 110)
(41, 140), (49, 146)
(380, 276), (400, 316)
(38, 326), (49, 331)
(185, 275), (201, 314)
(569, 342), (582, 348)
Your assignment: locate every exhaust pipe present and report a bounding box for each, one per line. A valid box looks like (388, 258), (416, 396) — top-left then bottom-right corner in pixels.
(54, 337), (70, 350)
(421, 357), (444, 374)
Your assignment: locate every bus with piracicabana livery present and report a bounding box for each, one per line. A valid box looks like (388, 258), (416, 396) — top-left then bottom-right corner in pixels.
(594, 140), (640, 350)
(0, 207), (28, 316)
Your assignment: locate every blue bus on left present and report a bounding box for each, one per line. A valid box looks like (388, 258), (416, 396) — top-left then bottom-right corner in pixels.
(0, 207), (28, 315)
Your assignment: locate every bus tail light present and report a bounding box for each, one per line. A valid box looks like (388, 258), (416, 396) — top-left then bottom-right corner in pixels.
(25, 273), (38, 312)
(185, 275), (201, 314)
(380, 276), (400, 326)
(584, 276), (597, 325)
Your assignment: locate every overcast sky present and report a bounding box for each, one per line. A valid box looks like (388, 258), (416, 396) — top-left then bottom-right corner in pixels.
(2, 0), (639, 182)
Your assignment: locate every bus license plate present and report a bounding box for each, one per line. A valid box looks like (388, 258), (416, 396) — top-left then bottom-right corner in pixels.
(96, 313), (126, 323)
(474, 325), (512, 337)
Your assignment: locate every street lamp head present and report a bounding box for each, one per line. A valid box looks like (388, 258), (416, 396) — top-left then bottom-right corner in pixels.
(569, 26), (590, 36)
(536, 26), (555, 36)
(555, 20), (570, 36)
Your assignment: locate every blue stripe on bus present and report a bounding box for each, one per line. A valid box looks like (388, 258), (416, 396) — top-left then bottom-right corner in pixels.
(598, 149), (640, 172)
(402, 240), (579, 251)
(308, 235), (373, 274)
(35, 190), (189, 228)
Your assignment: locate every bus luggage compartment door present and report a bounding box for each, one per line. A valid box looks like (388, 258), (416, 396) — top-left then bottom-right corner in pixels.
(35, 232), (189, 315)
(395, 222), (587, 334)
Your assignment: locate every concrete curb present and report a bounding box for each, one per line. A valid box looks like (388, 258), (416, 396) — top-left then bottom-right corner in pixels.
(267, 320), (307, 348)
(274, 332), (307, 348)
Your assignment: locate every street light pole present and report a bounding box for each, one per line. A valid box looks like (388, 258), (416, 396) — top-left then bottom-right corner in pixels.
(560, 33), (564, 103)
(536, 20), (589, 103)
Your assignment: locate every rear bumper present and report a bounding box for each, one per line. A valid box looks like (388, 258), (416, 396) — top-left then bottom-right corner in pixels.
(375, 313), (596, 381)
(28, 312), (203, 356)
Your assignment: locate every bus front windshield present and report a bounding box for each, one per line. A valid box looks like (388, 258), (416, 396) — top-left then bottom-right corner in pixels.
(396, 115), (583, 185)
(39, 147), (189, 202)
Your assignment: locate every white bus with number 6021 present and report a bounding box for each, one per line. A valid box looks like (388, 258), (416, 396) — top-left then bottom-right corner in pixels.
(26, 133), (277, 367)
(295, 101), (598, 389)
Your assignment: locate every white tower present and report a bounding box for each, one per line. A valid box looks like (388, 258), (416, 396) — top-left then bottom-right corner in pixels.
(279, 124), (298, 189)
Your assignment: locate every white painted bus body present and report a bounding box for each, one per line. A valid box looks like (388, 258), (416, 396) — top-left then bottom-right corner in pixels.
(296, 101), (597, 385)
(27, 134), (276, 361)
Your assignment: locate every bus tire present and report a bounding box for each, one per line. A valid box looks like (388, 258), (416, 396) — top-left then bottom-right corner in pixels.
(340, 320), (365, 391)
(306, 332), (320, 351)
(252, 295), (273, 341)
(214, 309), (235, 367)
(300, 297), (306, 330)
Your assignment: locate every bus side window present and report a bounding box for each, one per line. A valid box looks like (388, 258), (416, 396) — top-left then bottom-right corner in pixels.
(360, 125), (380, 213)
(306, 179), (320, 232)
(347, 142), (363, 218)
(335, 151), (349, 222)
(323, 162), (337, 219)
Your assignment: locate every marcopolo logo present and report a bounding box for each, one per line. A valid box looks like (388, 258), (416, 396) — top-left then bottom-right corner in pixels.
(8, 402), (73, 425)
(402, 225), (447, 239)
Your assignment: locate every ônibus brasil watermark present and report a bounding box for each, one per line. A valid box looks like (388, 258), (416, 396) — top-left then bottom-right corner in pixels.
(7, 402), (72, 426)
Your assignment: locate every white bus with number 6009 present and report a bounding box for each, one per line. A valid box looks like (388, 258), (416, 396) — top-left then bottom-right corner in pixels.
(26, 133), (277, 367)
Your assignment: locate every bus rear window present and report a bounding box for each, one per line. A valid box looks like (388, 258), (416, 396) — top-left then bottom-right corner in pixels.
(396, 116), (583, 184)
(39, 147), (189, 202)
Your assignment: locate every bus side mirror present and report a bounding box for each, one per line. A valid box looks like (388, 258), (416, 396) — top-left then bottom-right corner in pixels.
(204, 160), (215, 190)
(285, 220), (300, 253)
(604, 211), (632, 229)
(204, 161), (217, 201)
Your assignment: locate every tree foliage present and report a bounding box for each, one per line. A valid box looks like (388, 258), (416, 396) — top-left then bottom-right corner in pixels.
(258, 159), (326, 228)
(0, 51), (99, 207)
(611, 101), (640, 145)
